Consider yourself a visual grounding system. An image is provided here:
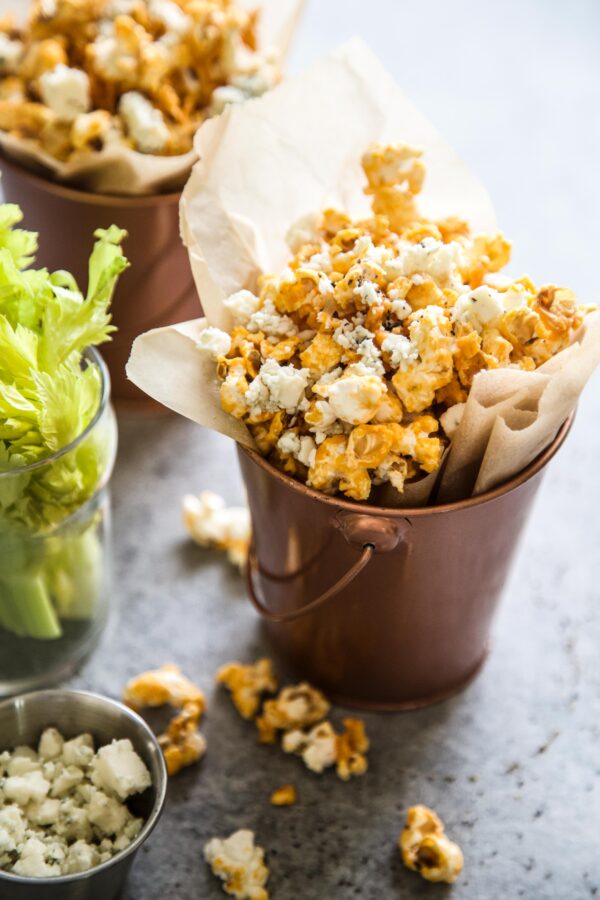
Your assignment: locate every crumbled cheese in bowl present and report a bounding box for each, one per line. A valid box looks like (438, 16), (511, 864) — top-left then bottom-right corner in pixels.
(0, 729), (151, 878)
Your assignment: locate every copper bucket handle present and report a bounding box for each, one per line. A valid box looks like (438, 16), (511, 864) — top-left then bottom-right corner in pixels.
(245, 513), (410, 624)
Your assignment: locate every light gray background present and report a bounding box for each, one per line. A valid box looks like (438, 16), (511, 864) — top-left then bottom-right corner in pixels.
(71, 1), (600, 898)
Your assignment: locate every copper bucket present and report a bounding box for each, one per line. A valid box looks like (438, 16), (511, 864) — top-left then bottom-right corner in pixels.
(238, 416), (573, 710)
(0, 154), (197, 409)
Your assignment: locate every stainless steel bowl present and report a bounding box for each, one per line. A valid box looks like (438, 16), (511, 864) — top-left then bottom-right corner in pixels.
(0, 689), (167, 900)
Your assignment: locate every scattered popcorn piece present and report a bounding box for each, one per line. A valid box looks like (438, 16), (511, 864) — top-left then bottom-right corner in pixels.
(204, 829), (269, 900)
(256, 683), (330, 744)
(158, 701), (206, 776)
(123, 662), (205, 713)
(123, 663), (206, 777)
(399, 805), (464, 884)
(216, 659), (278, 720)
(270, 784), (297, 807)
(282, 718), (369, 780)
(182, 491), (251, 571)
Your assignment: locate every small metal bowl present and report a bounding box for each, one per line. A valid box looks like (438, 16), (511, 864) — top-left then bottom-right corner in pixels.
(0, 689), (167, 900)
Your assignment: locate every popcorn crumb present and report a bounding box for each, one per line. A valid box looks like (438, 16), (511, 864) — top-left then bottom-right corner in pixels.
(204, 829), (269, 900)
(399, 805), (464, 884)
(182, 491), (251, 571)
(216, 659), (278, 720)
(270, 784), (297, 807)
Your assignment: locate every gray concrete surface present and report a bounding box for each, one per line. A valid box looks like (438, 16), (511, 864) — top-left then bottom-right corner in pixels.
(73, 0), (600, 897)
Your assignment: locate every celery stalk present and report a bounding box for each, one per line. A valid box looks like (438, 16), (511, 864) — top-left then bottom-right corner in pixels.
(0, 572), (61, 639)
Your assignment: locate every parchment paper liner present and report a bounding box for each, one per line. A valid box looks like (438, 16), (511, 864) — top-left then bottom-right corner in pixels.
(0, 0), (304, 195)
(127, 40), (600, 506)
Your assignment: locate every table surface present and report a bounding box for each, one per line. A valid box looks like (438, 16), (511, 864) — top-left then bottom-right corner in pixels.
(73, 0), (600, 898)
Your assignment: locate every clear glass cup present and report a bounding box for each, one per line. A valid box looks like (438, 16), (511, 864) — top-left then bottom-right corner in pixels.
(0, 348), (117, 696)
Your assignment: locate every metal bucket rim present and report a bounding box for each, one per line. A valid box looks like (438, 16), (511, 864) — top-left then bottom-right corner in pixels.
(0, 151), (181, 207)
(240, 412), (574, 518)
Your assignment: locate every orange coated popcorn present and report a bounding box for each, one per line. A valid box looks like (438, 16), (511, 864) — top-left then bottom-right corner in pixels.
(216, 658), (278, 720)
(399, 805), (464, 884)
(0, 0), (278, 159)
(198, 143), (588, 501)
(270, 784), (297, 806)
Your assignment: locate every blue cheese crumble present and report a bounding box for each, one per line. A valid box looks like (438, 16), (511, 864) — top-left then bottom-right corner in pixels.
(0, 730), (150, 878)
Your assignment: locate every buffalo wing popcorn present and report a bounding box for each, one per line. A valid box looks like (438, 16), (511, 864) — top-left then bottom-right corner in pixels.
(0, 0), (278, 162)
(204, 829), (269, 900)
(399, 805), (463, 884)
(183, 490), (251, 570)
(216, 658), (278, 719)
(198, 142), (588, 502)
(123, 663), (206, 775)
(255, 683), (330, 744)
(282, 717), (369, 781)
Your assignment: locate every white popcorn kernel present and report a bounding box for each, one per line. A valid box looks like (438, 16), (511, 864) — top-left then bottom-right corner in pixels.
(182, 491), (251, 570)
(4, 770), (50, 805)
(90, 739), (151, 801)
(39, 65), (91, 122)
(38, 727), (64, 761)
(282, 722), (337, 774)
(204, 829), (269, 900)
(149, 0), (190, 33)
(62, 734), (94, 768)
(315, 369), (385, 426)
(381, 333), (419, 369)
(118, 91), (169, 154)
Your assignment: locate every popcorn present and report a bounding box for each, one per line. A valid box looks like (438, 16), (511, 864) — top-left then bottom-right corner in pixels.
(203, 141), (587, 501)
(158, 701), (207, 776)
(270, 784), (297, 806)
(123, 662), (205, 712)
(204, 829), (269, 900)
(256, 683), (330, 744)
(0, 0), (279, 160)
(216, 659), (278, 720)
(182, 490), (251, 570)
(399, 805), (464, 884)
(123, 663), (206, 776)
(39, 64), (90, 122)
(282, 718), (369, 780)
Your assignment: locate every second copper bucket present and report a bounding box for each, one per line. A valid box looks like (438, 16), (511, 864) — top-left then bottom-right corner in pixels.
(238, 417), (573, 710)
(0, 155), (198, 409)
